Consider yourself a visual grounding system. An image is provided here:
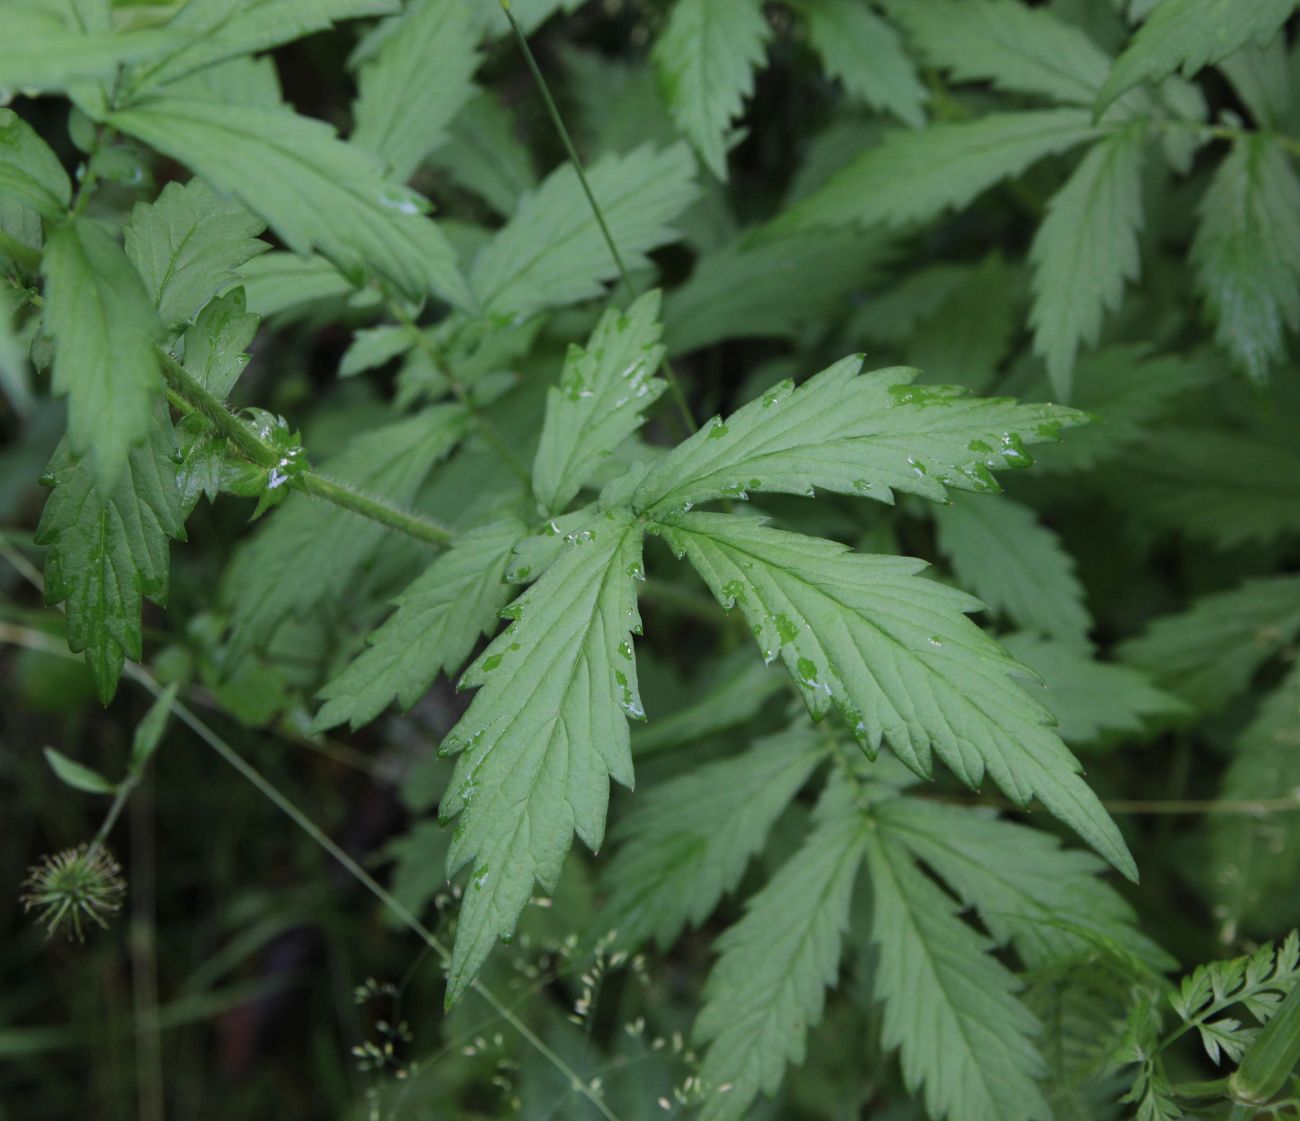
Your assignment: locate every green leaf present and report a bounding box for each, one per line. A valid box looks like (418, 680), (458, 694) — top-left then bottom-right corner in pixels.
(350, 0), (481, 183)
(895, 0), (1112, 105)
(312, 518), (524, 732)
(0, 108), (72, 219)
(663, 226), (893, 356)
(109, 98), (473, 310)
(426, 92), (537, 218)
(236, 252), (364, 319)
(532, 290), (667, 515)
(1210, 665), (1300, 935)
(1219, 36), (1291, 130)
(124, 178), (269, 329)
(438, 511), (646, 1006)
(133, 0), (397, 90)
(0, 6), (184, 92)
(632, 357), (1084, 517)
(780, 110), (1102, 232)
(43, 746), (117, 795)
(864, 825), (1050, 1121)
(658, 513), (1135, 878)
(1002, 631), (1187, 749)
(652, 0), (769, 179)
(1190, 136), (1300, 383)
(36, 407), (186, 703)
(1096, 0), (1296, 114)
(224, 407), (467, 655)
(41, 216), (165, 494)
(1029, 125), (1145, 398)
(129, 683), (178, 777)
(468, 142), (696, 319)
(339, 325), (411, 378)
(0, 287), (32, 418)
(181, 288), (259, 399)
(693, 774), (866, 1121)
(877, 797), (1173, 971)
(933, 493), (1091, 645)
(1118, 575), (1300, 713)
(797, 0), (926, 126)
(601, 726), (825, 950)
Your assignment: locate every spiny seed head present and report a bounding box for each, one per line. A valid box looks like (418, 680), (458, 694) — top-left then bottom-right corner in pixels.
(22, 845), (126, 941)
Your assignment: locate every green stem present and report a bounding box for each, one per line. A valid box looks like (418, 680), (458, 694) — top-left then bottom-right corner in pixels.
(90, 777), (137, 854)
(499, 0), (696, 438)
(157, 349), (456, 546)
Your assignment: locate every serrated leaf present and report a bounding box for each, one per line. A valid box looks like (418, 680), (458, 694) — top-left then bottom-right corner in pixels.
(532, 290), (667, 515)
(0, 108), (72, 219)
(1118, 575), (1300, 713)
(797, 0), (926, 126)
(312, 518), (524, 732)
(693, 774), (865, 1121)
(934, 493), (1091, 645)
(658, 513), (1135, 878)
(601, 726), (825, 950)
(1096, 0), (1296, 113)
(877, 797), (1173, 970)
(663, 226), (892, 356)
(36, 406), (186, 703)
(236, 251), (363, 318)
(1219, 36), (1291, 130)
(895, 0), (1113, 105)
(1190, 136), (1300, 383)
(780, 110), (1102, 232)
(132, 0), (397, 91)
(124, 178), (269, 329)
(41, 216), (165, 494)
(181, 288), (258, 399)
(0, 5), (184, 92)
(129, 683), (178, 777)
(1002, 631), (1187, 748)
(469, 143), (696, 320)
(632, 357), (1084, 516)
(426, 92), (537, 218)
(43, 747), (117, 795)
(223, 407), (467, 655)
(1030, 125), (1145, 398)
(109, 98), (472, 310)
(339, 325), (411, 378)
(350, 0), (481, 182)
(438, 511), (646, 1005)
(652, 0), (769, 179)
(864, 825), (1050, 1121)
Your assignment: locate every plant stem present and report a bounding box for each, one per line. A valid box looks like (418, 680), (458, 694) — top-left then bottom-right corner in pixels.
(91, 778), (137, 854)
(499, 0), (697, 438)
(156, 349), (456, 546)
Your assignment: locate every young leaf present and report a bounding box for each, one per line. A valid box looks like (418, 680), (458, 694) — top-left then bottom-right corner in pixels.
(36, 407), (186, 703)
(1096, 0), (1296, 114)
(797, 0), (926, 127)
(224, 407), (467, 655)
(893, 0), (1112, 106)
(657, 513), (1135, 878)
(44, 747), (117, 795)
(600, 726), (825, 950)
(312, 518), (524, 732)
(1190, 136), (1300, 383)
(652, 0), (769, 179)
(0, 108), (72, 219)
(181, 288), (259, 400)
(933, 493), (1091, 646)
(1210, 666), (1300, 935)
(468, 143), (696, 320)
(1002, 632), (1187, 749)
(877, 797), (1173, 970)
(1118, 575), (1300, 713)
(438, 511), (646, 1005)
(532, 290), (666, 515)
(339, 326), (412, 379)
(780, 110), (1102, 232)
(41, 217), (165, 493)
(129, 683), (178, 777)
(108, 99), (473, 311)
(350, 0), (481, 182)
(631, 357), (1084, 517)
(133, 0), (397, 90)
(1029, 125), (1145, 398)
(693, 775), (866, 1121)
(124, 179), (269, 329)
